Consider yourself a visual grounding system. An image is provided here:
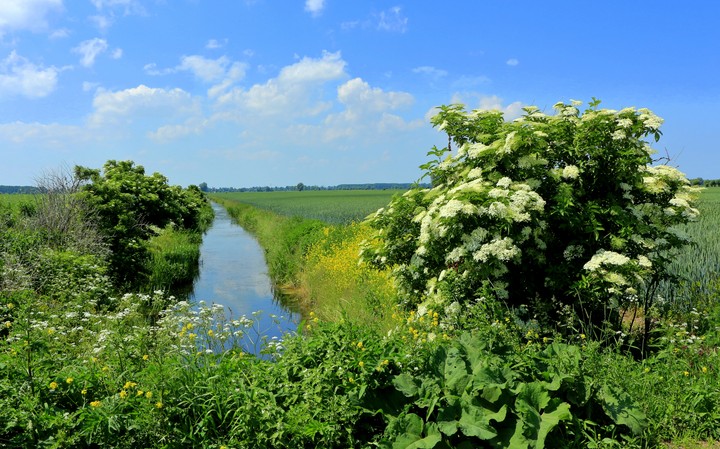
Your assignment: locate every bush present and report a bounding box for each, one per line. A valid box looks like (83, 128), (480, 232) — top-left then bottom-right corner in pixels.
(362, 100), (700, 338)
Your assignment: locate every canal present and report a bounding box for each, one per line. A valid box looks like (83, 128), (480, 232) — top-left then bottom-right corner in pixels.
(189, 202), (298, 353)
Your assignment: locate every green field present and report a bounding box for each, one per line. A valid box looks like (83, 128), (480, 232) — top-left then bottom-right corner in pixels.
(211, 190), (401, 224)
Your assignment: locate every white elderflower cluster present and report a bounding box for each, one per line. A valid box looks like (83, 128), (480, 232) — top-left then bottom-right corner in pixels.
(583, 250), (631, 271)
(561, 165), (580, 180)
(638, 108), (664, 130)
(472, 237), (520, 263)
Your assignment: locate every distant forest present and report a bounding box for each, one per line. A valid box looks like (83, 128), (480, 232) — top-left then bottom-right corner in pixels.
(201, 182), (430, 192)
(0, 186), (40, 194)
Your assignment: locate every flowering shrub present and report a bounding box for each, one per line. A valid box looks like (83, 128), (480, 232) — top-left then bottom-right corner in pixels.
(362, 100), (700, 334)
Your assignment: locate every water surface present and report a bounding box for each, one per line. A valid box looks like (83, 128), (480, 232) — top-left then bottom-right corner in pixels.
(190, 202), (298, 352)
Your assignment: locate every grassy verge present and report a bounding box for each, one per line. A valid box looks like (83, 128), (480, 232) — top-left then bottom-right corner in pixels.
(210, 195), (398, 330)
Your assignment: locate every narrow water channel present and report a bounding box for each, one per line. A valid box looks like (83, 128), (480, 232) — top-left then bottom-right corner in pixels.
(190, 202), (298, 353)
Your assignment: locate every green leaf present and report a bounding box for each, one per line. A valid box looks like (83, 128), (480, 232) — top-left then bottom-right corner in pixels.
(394, 373), (419, 398)
(458, 403), (507, 440)
(444, 346), (470, 394)
(599, 385), (647, 435)
(392, 416), (443, 449)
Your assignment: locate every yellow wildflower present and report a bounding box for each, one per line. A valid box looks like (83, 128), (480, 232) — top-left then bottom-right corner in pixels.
(49, 381), (58, 390)
(155, 401), (163, 409)
(81, 388), (87, 395)
(123, 381), (137, 390)
(358, 361), (364, 368)
(683, 371), (690, 377)
(142, 355), (149, 361)
(207, 330), (215, 337)
(702, 366), (708, 373)
(4, 321), (10, 328)
(119, 390), (128, 399)
(137, 390), (144, 397)
(90, 401), (101, 407)
(145, 391), (153, 399)
(47, 328), (55, 335)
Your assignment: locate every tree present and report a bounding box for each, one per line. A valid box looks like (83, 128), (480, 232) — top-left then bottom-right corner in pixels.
(297, 182), (305, 192)
(75, 160), (207, 285)
(362, 100), (700, 338)
(198, 182), (209, 192)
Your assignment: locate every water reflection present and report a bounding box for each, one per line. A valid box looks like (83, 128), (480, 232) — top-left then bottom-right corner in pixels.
(190, 202), (298, 354)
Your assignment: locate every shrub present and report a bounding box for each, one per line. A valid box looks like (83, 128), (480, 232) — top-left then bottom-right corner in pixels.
(362, 100), (700, 338)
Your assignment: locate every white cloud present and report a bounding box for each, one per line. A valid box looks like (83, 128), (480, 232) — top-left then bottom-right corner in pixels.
(0, 121), (84, 145)
(50, 28), (70, 39)
(206, 39), (226, 49)
(377, 6), (408, 33)
(0, 0), (62, 35)
(506, 58), (519, 66)
(111, 48), (123, 59)
(146, 55), (246, 88)
(178, 55), (230, 82)
(305, 0), (325, 16)
(73, 38), (109, 67)
(89, 85), (199, 127)
(321, 78), (417, 140)
(413, 66), (448, 79)
(337, 78), (413, 112)
(450, 94), (526, 121)
(91, 0), (144, 14)
(148, 118), (209, 143)
(215, 51), (346, 117)
(0, 51), (58, 98)
(89, 15), (112, 32)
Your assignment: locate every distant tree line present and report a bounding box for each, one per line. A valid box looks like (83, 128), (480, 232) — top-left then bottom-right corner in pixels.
(0, 185), (40, 194)
(203, 182), (431, 192)
(689, 178), (720, 187)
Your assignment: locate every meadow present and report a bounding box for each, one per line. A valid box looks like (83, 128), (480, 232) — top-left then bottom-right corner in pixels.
(2, 182), (720, 447)
(212, 190), (402, 224)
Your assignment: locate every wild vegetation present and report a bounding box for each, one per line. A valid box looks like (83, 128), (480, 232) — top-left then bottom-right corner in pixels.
(1, 101), (720, 448)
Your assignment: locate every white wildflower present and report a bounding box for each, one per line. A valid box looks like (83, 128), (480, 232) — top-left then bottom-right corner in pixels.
(583, 250), (631, 271)
(616, 118), (633, 129)
(497, 177), (512, 189)
(561, 165), (580, 180)
(611, 129), (626, 140)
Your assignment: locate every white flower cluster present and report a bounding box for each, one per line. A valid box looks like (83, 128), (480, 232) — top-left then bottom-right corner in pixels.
(583, 250), (631, 271)
(561, 165), (580, 180)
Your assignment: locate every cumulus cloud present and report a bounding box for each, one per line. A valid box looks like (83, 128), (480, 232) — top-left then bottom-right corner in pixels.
(0, 51), (58, 98)
(305, 0), (325, 16)
(506, 58), (519, 66)
(0, 0), (62, 35)
(89, 85), (200, 127)
(73, 38), (109, 67)
(215, 51), (346, 118)
(322, 78), (417, 140)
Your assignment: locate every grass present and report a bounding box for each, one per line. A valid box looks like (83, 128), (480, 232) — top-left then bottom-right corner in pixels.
(211, 190), (402, 224)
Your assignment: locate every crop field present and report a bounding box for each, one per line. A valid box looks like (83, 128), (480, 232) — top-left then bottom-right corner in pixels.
(659, 186), (720, 306)
(210, 190), (402, 224)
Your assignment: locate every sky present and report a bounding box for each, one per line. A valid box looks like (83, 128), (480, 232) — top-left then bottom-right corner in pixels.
(0, 1), (718, 188)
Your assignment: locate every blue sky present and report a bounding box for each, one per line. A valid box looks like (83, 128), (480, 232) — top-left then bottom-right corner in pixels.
(0, 1), (718, 187)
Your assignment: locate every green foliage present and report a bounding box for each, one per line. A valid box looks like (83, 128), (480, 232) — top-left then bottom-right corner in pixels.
(75, 160), (210, 286)
(362, 101), (700, 336)
(374, 330), (646, 449)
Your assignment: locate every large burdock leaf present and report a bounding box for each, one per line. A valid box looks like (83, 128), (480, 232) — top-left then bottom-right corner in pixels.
(600, 384), (647, 435)
(392, 415), (443, 449)
(458, 402), (507, 440)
